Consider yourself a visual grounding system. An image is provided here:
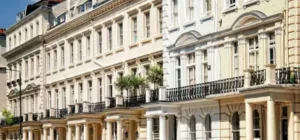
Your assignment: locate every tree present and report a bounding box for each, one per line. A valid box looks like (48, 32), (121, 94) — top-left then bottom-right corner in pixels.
(115, 75), (131, 94)
(1, 108), (14, 125)
(147, 66), (163, 89)
(115, 74), (148, 96)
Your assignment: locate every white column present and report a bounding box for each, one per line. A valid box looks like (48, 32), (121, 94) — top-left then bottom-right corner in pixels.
(84, 124), (89, 140)
(28, 130), (33, 140)
(67, 126), (72, 140)
(159, 115), (166, 140)
(76, 125), (80, 140)
(245, 102), (253, 140)
(49, 128), (54, 140)
(22, 131), (27, 140)
(195, 51), (202, 84)
(101, 124), (106, 140)
(267, 99), (276, 140)
(106, 122), (112, 140)
(43, 128), (47, 140)
(117, 120), (122, 140)
(146, 118), (153, 140)
(176, 116), (181, 140)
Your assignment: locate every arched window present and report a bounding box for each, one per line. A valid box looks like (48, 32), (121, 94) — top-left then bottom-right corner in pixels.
(232, 112), (240, 140)
(190, 115), (196, 140)
(205, 114), (212, 139)
(253, 110), (260, 138)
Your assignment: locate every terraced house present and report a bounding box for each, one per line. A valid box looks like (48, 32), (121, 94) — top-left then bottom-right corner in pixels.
(143, 0), (300, 140)
(1, 0), (163, 140)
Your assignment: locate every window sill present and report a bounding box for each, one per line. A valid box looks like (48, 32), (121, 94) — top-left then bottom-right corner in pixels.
(95, 54), (103, 59)
(59, 67), (65, 72)
(30, 77), (34, 81)
(35, 75), (40, 79)
(129, 43), (139, 49)
(200, 14), (213, 23)
(24, 79), (29, 83)
(46, 73), (51, 76)
(68, 64), (75, 68)
(183, 20), (196, 29)
(76, 62), (83, 66)
(168, 26), (180, 33)
(52, 70), (58, 74)
(243, 0), (260, 8)
(105, 51), (113, 56)
(85, 59), (92, 63)
(222, 6), (238, 14)
(154, 34), (163, 40)
(115, 47), (124, 53)
(141, 38), (152, 45)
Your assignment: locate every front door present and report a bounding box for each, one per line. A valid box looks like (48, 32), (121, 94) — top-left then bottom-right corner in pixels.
(281, 106), (288, 140)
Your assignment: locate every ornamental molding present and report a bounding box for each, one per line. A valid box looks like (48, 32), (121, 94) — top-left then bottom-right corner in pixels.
(44, 0), (134, 43)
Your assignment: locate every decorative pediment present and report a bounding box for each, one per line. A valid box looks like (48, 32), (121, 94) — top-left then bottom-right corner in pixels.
(232, 11), (267, 29)
(8, 89), (19, 96)
(24, 83), (37, 91)
(174, 30), (201, 48)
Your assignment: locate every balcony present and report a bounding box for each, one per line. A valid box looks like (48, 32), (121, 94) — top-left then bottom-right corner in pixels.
(55, 108), (68, 118)
(88, 102), (105, 112)
(144, 65), (300, 103)
(78, 103), (83, 113)
(123, 95), (146, 107)
(108, 97), (116, 108)
(45, 109), (50, 118)
(32, 113), (38, 121)
(166, 76), (244, 102)
(69, 105), (75, 114)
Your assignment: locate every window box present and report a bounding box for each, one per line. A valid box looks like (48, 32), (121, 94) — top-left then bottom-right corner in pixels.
(183, 20), (196, 28)
(243, 0), (260, 8)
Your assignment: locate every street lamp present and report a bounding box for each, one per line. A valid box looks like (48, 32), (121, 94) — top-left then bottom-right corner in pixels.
(0, 67), (22, 140)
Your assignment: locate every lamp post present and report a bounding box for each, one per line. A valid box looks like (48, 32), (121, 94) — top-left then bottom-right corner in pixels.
(0, 67), (22, 140)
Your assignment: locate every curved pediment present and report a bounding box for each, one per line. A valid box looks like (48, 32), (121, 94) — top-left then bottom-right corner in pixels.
(174, 30), (201, 48)
(8, 88), (19, 96)
(24, 83), (37, 91)
(232, 11), (267, 29)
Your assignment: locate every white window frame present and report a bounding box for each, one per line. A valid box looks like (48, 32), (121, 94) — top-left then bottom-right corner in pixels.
(233, 42), (239, 76)
(88, 80), (93, 102)
(268, 32), (276, 64)
(248, 36), (259, 70)
(54, 49), (57, 70)
(98, 78), (103, 102)
(118, 22), (123, 46)
(187, 0), (194, 21)
(70, 85), (75, 104)
(60, 45), (65, 67)
(144, 12), (151, 38)
(172, 0), (178, 26)
(176, 56), (181, 87)
(107, 27), (113, 50)
(70, 43), (74, 64)
(132, 17), (138, 43)
(78, 40), (82, 61)
(78, 83), (83, 103)
(31, 58), (34, 77)
(86, 36), (91, 58)
(157, 7), (163, 34)
(98, 31), (102, 54)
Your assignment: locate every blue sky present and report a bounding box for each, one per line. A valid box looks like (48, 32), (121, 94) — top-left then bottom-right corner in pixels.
(0, 0), (36, 29)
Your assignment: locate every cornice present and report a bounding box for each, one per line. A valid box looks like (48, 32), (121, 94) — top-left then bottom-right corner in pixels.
(2, 35), (44, 59)
(44, 0), (134, 43)
(6, 7), (50, 34)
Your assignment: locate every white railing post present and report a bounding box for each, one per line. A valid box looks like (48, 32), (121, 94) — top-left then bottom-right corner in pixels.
(159, 87), (166, 101)
(116, 94), (123, 107)
(243, 69), (253, 88)
(83, 101), (89, 113)
(145, 88), (150, 103)
(105, 97), (111, 108)
(265, 64), (276, 84)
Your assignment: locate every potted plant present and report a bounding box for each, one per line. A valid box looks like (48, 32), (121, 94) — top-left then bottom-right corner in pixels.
(1, 108), (14, 125)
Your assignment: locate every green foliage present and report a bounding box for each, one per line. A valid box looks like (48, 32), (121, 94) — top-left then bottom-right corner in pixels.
(1, 108), (14, 125)
(290, 72), (296, 84)
(115, 74), (147, 92)
(147, 66), (163, 88)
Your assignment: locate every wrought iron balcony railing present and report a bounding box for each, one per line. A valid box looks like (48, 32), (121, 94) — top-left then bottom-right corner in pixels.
(25, 114), (28, 122)
(55, 108), (68, 118)
(123, 95), (146, 107)
(32, 113), (38, 121)
(108, 97), (116, 108)
(250, 70), (266, 86)
(69, 105), (75, 114)
(89, 102), (105, 112)
(78, 103), (83, 113)
(276, 67), (300, 84)
(166, 76), (244, 102)
(150, 89), (159, 102)
(45, 109), (50, 118)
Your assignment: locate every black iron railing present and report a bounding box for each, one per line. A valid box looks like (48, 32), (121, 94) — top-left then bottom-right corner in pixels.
(69, 105), (75, 114)
(166, 76), (244, 102)
(78, 103), (83, 113)
(150, 89), (159, 102)
(55, 108), (68, 118)
(89, 102), (105, 112)
(276, 67), (300, 84)
(32, 113), (38, 121)
(0, 116), (23, 127)
(250, 70), (266, 86)
(123, 95), (146, 107)
(45, 109), (50, 118)
(25, 114), (28, 122)
(108, 97), (116, 108)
